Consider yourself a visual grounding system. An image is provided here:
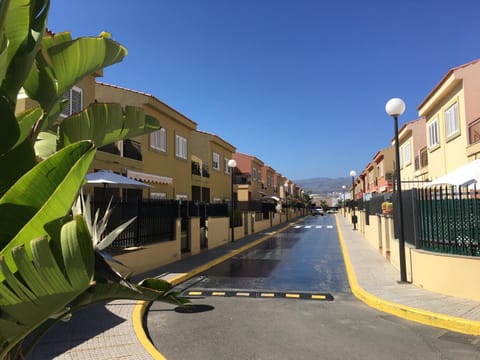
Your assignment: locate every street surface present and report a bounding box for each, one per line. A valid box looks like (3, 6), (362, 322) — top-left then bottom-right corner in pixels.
(147, 215), (480, 359)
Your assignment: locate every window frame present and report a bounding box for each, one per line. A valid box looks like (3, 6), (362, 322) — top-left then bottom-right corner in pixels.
(428, 117), (440, 150)
(150, 128), (167, 152)
(445, 102), (459, 140)
(175, 134), (187, 160)
(224, 158), (231, 174)
(404, 141), (411, 166)
(212, 152), (220, 171)
(60, 86), (83, 118)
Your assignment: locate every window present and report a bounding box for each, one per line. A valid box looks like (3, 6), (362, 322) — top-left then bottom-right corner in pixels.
(150, 192), (167, 200)
(175, 134), (187, 159)
(404, 142), (411, 166)
(150, 128), (166, 152)
(213, 152), (220, 170)
(445, 102), (459, 138)
(60, 86), (83, 117)
(252, 167), (257, 181)
(469, 118), (480, 145)
(377, 163), (384, 177)
(224, 158), (231, 174)
(414, 148), (429, 170)
(428, 118), (439, 149)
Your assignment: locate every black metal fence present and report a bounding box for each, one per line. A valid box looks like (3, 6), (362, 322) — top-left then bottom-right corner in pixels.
(238, 201), (276, 220)
(92, 199), (178, 249)
(92, 199), (278, 250)
(392, 189), (419, 247)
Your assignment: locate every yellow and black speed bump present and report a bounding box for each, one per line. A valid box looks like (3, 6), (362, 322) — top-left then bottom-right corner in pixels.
(183, 290), (334, 301)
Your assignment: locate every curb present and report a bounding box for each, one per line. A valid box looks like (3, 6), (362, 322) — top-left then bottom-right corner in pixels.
(334, 214), (480, 336)
(132, 219), (304, 359)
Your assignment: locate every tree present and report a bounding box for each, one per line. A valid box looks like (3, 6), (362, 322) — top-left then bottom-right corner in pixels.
(0, 1), (187, 357)
(319, 200), (328, 210)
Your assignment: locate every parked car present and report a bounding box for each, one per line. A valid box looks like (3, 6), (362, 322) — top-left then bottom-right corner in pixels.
(312, 207), (324, 216)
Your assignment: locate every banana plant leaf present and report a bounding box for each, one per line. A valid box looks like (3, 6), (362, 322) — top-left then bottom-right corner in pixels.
(71, 277), (189, 310)
(2, 0), (49, 103)
(0, 0), (10, 86)
(58, 103), (161, 149)
(0, 138), (37, 198)
(23, 29), (127, 118)
(0, 102), (42, 196)
(0, 215), (94, 359)
(0, 141), (96, 271)
(0, 92), (19, 155)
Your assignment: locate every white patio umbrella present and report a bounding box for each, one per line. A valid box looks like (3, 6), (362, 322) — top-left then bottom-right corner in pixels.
(85, 170), (152, 188)
(429, 159), (480, 187)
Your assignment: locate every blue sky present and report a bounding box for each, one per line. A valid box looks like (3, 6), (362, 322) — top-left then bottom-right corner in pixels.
(48, 0), (480, 180)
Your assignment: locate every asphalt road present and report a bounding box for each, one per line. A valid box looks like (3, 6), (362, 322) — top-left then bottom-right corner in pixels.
(146, 215), (480, 360)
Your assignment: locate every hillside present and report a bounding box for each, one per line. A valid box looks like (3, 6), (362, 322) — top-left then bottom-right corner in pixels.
(294, 177), (351, 195)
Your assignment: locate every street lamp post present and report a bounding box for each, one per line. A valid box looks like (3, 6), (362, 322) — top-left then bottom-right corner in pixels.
(227, 159), (237, 243)
(342, 185), (346, 217)
(284, 181), (289, 222)
(349, 170), (357, 230)
(386, 97), (407, 283)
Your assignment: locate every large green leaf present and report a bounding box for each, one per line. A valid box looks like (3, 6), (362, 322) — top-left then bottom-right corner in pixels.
(0, 94), (20, 155)
(71, 277), (189, 310)
(58, 103), (161, 149)
(0, 215), (94, 358)
(0, 141), (96, 271)
(0, 138), (36, 197)
(24, 30), (127, 113)
(0, 0), (9, 87)
(2, 0), (49, 103)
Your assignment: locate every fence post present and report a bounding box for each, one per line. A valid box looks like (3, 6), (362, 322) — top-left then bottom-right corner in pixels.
(135, 198), (142, 247)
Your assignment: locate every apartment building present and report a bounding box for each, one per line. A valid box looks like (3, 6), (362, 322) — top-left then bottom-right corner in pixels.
(418, 59), (480, 180)
(354, 147), (394, 200)
(231, 152), (265, 201)
(392, 117), (428, 186)
(190, 130), (236, 203)
(94, 82), (197, 200)
(261, 165), (276, 197)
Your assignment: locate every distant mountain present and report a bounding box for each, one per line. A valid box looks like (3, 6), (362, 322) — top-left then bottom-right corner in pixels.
(294, 177), (351, 195)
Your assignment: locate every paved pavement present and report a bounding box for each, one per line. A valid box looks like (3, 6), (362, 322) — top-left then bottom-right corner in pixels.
(27, 215), (480, 359)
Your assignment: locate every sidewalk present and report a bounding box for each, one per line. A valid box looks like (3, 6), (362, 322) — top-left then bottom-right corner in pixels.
(28, 216), (480, 359)
(335, 215), (480, 335)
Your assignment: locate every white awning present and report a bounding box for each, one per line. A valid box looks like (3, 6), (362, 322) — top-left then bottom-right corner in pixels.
(127, 170), (173, 185)
(429, 159), (480, 187)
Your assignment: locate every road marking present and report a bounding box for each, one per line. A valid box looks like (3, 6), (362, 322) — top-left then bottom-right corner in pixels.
(305, 225), (312, 229)
(183, 290), (334, 301)
(260, 293), (275, 297)
(285, 293), (300, 299)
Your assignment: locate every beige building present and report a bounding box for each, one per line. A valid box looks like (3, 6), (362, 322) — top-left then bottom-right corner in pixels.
(418, 59), (480, 180)
(232, 152), (265, 201)
(393, 117), (428, 185)
(261, 165), (276, 197)
(94, 82), (197, 200)
(190, 130), (236, 203)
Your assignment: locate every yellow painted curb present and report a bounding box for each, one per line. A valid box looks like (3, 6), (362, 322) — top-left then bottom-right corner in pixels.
(133, 218), (305, 358)
(132, 301), (167, 360)
(335, 214), (480, 336)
